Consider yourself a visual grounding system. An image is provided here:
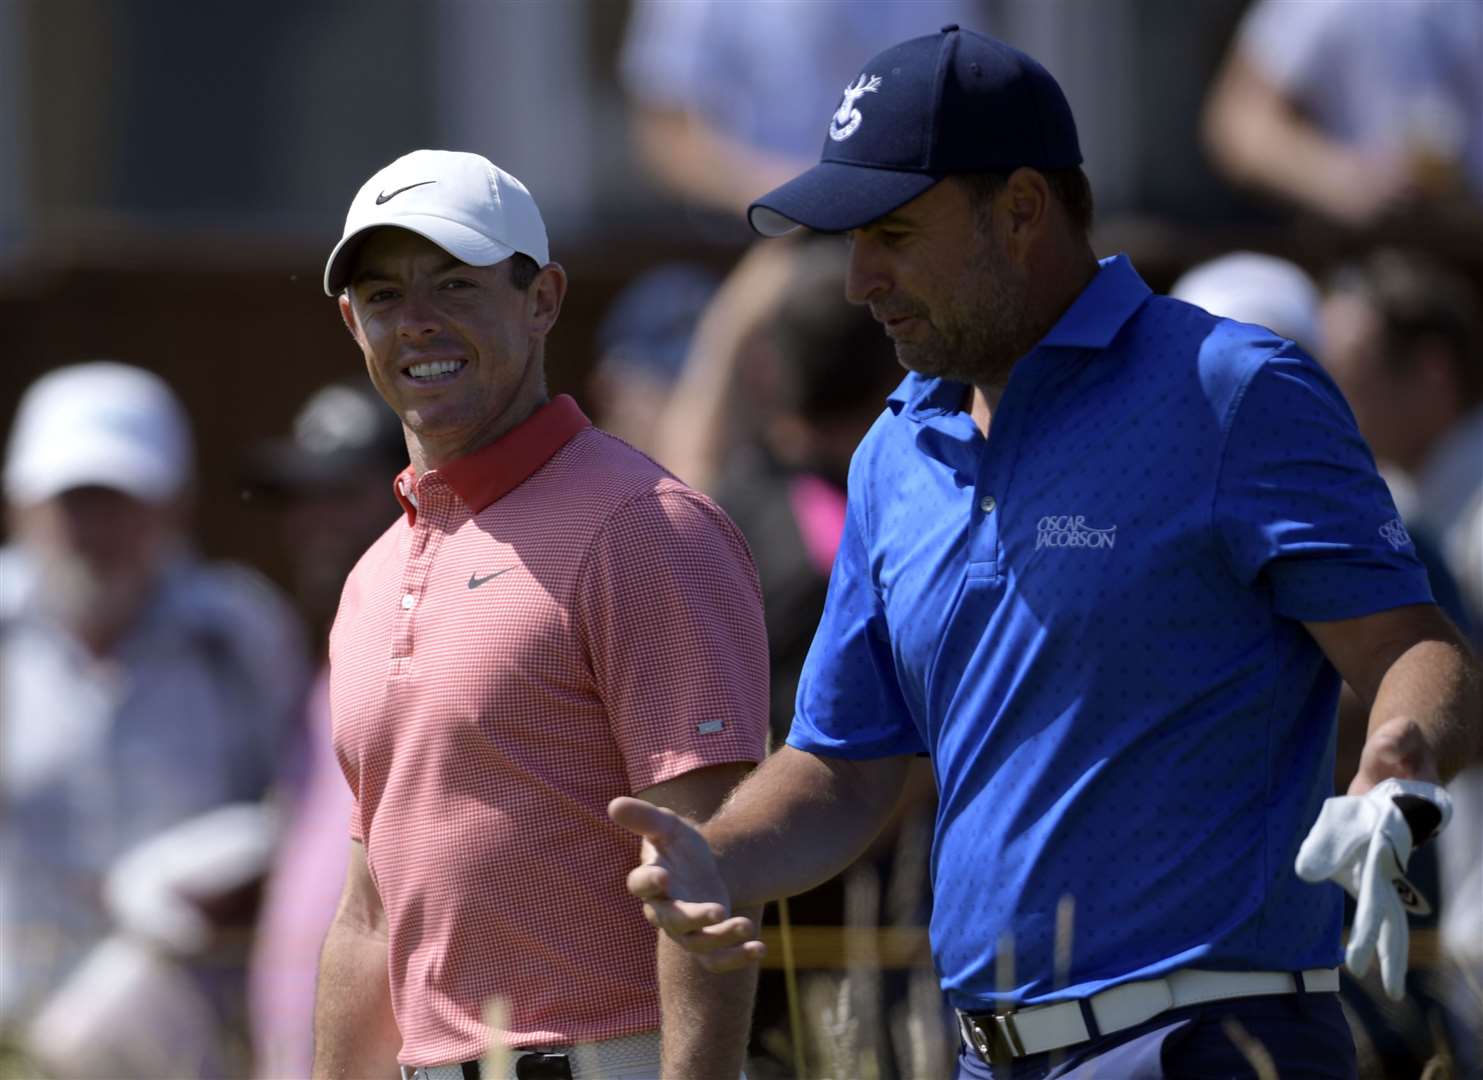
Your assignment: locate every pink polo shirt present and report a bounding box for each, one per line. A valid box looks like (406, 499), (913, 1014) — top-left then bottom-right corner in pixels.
(328, 396), (768, 1065)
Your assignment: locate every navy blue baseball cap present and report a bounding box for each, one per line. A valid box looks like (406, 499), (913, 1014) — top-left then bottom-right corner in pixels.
(748, 25), (1082, 236)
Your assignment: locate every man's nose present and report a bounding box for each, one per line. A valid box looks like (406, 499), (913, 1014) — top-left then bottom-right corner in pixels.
(396, 294), (443, 338)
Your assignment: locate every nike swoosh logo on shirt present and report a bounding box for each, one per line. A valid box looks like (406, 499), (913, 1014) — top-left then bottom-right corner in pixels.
(468, 568), (513, 589)
(375, 180), (437, 205)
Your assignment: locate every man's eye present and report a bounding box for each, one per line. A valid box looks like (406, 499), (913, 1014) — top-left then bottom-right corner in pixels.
(439, 278), (475, 290)
(366, 288), (397, 303)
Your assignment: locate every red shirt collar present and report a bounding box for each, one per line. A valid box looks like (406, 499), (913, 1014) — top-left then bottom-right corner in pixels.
(392, 395), (591, 520)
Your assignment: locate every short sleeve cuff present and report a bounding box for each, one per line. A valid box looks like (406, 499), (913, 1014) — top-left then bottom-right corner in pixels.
(1268, 558), (1435, 623)
(786, 723), (925, 761)
(627, 742), (765, 794)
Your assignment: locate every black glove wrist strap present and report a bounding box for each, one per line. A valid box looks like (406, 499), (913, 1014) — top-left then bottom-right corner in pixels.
(1393, 794), (1443, 848)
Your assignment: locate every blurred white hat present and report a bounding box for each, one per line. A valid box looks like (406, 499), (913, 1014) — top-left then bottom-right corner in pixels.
(1170, 252), (1321, 353)
(323, 149), (549, 296)
(4, 362), (193, 506)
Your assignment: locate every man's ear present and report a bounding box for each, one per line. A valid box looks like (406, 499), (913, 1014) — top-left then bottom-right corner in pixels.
(338, 292), (366, 346)
(528, 262), (568, 337)
(1002, 167), (1051, 258)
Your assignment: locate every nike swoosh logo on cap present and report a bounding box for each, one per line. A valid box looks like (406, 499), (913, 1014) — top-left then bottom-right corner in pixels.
(375, 180), (437, 205)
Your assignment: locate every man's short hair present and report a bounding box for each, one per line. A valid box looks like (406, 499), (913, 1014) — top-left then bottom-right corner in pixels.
(1329, 249), (1483, 408)
(338, 246), (543, 298)
(959, 168), (1095, 239)
(508, 253), (541, 291)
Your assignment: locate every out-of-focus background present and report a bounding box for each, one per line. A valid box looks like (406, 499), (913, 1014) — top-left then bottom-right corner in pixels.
(1, 1), (1480, 1078)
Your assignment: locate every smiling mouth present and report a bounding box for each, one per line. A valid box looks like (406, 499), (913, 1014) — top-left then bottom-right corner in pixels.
(403, 358), (467, 382)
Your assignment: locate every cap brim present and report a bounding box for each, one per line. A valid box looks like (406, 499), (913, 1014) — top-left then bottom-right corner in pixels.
(323, 215), (517, 296)
(7, 441), (184, 506)
(748, 162), (941, 237)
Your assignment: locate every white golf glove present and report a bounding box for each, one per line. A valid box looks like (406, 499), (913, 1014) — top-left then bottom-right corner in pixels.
(1295, 778), (1452, 1000)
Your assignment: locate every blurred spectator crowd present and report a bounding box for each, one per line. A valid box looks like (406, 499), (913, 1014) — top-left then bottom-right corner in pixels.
(2, 2), (1481, 1078)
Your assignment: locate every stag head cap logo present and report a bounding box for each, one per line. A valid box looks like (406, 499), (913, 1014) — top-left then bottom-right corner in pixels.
(829, 74), (882, 142)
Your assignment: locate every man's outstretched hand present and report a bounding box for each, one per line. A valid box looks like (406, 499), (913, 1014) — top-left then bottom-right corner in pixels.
(607, 796), (766, 972)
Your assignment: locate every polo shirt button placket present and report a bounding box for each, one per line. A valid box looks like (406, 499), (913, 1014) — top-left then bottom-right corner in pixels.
(392, 580), (418, 664)
(968, 488), (1002, 581)
(392, 482), (449, 667)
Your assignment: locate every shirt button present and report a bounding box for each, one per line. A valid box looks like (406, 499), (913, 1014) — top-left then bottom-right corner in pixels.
(401, 593), (415, 610)
(980, 495), (997, 513)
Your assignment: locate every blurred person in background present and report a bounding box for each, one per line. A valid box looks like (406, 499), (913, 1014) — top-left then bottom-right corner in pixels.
(1204, 0), (1483, 233)
(652, 240), (800, 494)
(1319, 251), (1483, 625)
(585, 263), (720, 460)
(714, 239), (908, 748)
(1318, 252), (1483, 1076)
(710, 238), (946, 1077)
(242, 380), (405, 1080)
(241, 380), (410, 645)
(0, 362), (307, 1078)
(620, 0), (986, 217)
(1169, 251), (1322, 355)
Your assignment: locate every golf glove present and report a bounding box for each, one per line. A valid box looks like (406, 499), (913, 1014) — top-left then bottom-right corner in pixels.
(1295, 778), (1452, 1000)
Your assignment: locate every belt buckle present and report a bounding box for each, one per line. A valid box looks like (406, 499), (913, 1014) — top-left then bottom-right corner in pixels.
(963, 1009), (1028, 1064)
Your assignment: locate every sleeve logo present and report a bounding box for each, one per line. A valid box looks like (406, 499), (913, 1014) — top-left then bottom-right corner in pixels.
(1378, 517), (1413, 550)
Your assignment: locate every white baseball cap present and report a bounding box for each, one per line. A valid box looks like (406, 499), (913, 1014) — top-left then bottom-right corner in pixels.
(1170, 252), (1322, 354)
(4, 362), (193, 506)
(323, 149), (549, 296)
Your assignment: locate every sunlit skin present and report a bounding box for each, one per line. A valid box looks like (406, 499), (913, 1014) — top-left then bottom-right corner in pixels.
(338, 229), (567, 474)
(844, 171), (1097, 435)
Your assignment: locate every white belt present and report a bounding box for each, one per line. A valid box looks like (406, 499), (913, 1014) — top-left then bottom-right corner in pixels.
(958, 967), (1340, 1062)
(403, 1031), (661, 1080)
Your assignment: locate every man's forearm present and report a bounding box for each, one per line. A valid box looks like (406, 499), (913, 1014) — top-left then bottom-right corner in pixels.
(1355, 635), (1482, 792)
(312, 916), (401, 1079)
(658, 918), (760, 1079)
(702, 746), (911, 909)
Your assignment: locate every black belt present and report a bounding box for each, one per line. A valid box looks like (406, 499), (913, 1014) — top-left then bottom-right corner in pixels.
(452, 1051), (572, 1079)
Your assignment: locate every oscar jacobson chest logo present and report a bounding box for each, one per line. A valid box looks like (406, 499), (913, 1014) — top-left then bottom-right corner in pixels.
(1035, 515), (1118, 551)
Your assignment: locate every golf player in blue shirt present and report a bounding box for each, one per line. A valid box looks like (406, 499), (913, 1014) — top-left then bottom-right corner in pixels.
(611, 27), (1481, 1079)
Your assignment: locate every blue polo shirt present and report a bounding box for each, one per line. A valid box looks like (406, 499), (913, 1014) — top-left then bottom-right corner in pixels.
(787, 255), (1433, 1010)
